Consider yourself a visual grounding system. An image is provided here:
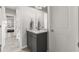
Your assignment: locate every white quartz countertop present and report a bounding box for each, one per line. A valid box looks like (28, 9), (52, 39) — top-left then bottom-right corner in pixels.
(27, 29), (47, 34)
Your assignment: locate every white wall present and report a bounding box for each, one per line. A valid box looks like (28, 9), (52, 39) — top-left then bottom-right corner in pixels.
(16, 7), (47, 48)
(1, 7), (8, 51)
(0, 7), (5, 45)
(44, 13), (47, 29)
(48, 6), (78, 52)
(0, 8), (2, 45)
(78, 7), (79, 51)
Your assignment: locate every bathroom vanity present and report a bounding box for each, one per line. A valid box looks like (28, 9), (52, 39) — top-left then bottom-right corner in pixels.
(27, 29), (47, 52)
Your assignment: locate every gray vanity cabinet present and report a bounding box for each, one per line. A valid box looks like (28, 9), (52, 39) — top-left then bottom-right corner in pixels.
(27, 31), (47, 52)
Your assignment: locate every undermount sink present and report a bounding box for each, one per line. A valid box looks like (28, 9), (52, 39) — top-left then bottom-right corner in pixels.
(27, 29), (47, 34)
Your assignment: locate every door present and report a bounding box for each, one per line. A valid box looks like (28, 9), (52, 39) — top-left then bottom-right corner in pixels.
(48, 6), (78, 52)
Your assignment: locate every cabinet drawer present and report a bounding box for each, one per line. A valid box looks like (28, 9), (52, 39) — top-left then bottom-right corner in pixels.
(28, 32), (37, 38)
(32, 34), (37, 38)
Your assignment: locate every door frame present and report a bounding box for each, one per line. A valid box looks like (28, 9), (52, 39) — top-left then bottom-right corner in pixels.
(47, 6), (52, 52)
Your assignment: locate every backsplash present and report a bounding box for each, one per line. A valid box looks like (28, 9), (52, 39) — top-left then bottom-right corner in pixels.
(29, 17), (44, 30)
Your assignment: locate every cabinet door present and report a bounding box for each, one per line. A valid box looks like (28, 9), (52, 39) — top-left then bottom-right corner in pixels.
(31, 37), (37, 52)
(27, 32), (32, 48)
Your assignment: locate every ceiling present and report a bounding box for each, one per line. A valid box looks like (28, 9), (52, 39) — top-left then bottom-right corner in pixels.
(5, 6), (48, 13)
(5, 6), (17, 10)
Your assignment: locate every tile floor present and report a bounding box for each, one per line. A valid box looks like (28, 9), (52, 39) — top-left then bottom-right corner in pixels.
(17, 48), (31, 52)
(3, 32), (19, 52)
(2, 32), (31, 52)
